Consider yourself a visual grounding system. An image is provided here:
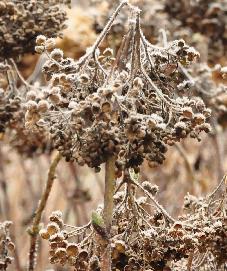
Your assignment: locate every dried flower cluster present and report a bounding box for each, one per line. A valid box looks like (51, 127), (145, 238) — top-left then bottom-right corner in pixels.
(0, 1), (226, 271)
(40, 211), (91, 270)
(89, 0), (166, 44)
(40, 173), (227, 270)
(25, 3), (211, 173)
(0, 0), (70, 61)
(164, 0), (227, 63)
(0, 221), (15, 270)
(89, 0), (227, 65)
(0, 62), (50, 156)
(177, 63), (227, 129)
(0, 64), (20, 135)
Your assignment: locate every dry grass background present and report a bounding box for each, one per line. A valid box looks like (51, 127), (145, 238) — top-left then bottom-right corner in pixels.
(0, 1), (226, 270)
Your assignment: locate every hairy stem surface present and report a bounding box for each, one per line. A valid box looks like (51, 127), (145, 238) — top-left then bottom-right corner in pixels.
(27, 152), (61, 271)
(101, 155), (116, 271)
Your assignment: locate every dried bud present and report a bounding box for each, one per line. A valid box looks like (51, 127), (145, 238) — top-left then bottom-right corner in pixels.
(40, 229), (50, 240)
(66, 243), (79, 257)
(103, 48), (113, 57)
(45, 38), (56, 51)
(194, 113), (205, 125)
(220, 67), (227, 79)
(46, 222), (60, 236)
(114, 240), (126, 253)
(0, 2), (6, 12)
(182, 107), (193, 118)
(50, 49), (63, 61)
(37, 100), (49, 113)
(26, 91), (37, 101)
(142, 181), (159, 196)
(36, 35), (46, 46)
(55, 248), (67, 259)
(35, 46), (45, 54)
(26, 101), (38, 111)
(101, 101), (112, 113)
(78, 250), (89, 261)
(178, 39), (185, 47)
(7, 242), (15, 252)
(49, 93), (61, 104)
(79, 74), (90, 84)
(49, 211), (63, 228)
(133, 77), (144, 89)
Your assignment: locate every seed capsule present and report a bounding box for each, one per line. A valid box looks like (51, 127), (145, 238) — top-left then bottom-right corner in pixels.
(46, 222), (60, 236)
(39, 229), (50, 240)
(66, 243), (79, 257)
(36, 35), (46, 46)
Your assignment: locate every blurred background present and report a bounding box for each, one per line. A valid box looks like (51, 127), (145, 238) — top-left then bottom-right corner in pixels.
(0, 0), (226, 270)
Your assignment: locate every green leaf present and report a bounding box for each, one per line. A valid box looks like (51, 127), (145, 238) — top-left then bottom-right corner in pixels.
(91, 211), (108, 239)
(91, 211), (105, 227)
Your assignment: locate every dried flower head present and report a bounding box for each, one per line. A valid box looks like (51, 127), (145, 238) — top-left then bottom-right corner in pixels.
(0, 61), (51, 156)
(41, 174), (227, 270)
(0, 0), (70, 60)
(26, 2), (210, 174)
(164, 0), (227, 63)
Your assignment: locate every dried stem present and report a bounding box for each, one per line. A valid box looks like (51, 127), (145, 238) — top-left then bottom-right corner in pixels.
(208, 175), (226, 204)
(27, 54), (47, 84)
(159, 28), (168, 47)
(104, 156), (116, 231)
(101, 155), (116, 271)
(77, 0), (128, 67)
(130, 178), (175, 223)
(187, 251), (194, 271)
(9, 58), (31, 90)
(27, 152), (61, 271)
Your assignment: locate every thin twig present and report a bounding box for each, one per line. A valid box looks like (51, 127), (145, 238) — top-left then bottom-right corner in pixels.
(76, 0), (128, 67)
(208, 175), (226, 205)
(130, 178), (175, 223)
(187, 251), (194, 271)
(159, 28), (168, 47)
(27, 152), (61, 271)
(103, 156), (117, 232)
(9, 59), (31, 90)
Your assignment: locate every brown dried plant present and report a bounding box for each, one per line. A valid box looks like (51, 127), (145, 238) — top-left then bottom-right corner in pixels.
(0, 0), (70, 61)
(0, 221), (15, 270)
(22, 1), (222, 270)
(0, 1), (226, 271)
(40, 173), (227, 270)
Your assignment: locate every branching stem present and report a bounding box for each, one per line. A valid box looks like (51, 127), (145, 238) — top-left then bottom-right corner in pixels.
(76, 0), (128, 67)
(130, 178), (175, 224)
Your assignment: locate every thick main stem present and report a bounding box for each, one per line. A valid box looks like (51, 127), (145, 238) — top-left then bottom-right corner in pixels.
(104, 156), (116, 232)
(101, 155), (116, 271)
(27, 152), (61, 271)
